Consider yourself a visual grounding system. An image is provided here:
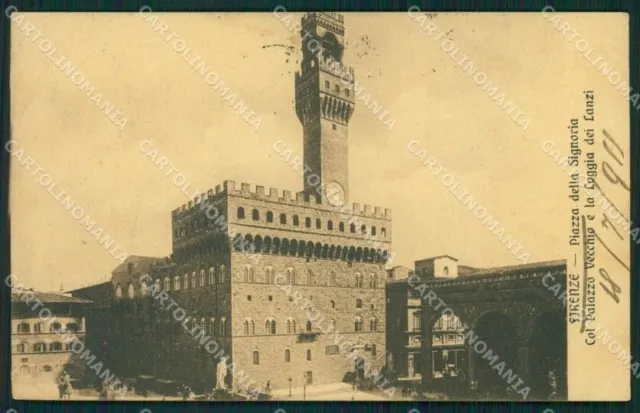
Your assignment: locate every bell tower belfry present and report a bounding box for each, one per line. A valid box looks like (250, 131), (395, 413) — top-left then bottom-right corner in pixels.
(295, 12), (355, 207)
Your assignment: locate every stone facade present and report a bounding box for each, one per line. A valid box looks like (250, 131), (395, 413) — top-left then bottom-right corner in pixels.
(72, 12), (393, 395)
(11, 292), (91, 383)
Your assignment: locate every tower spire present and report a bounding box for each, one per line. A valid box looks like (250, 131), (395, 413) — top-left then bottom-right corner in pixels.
(295, 12), (355, 207)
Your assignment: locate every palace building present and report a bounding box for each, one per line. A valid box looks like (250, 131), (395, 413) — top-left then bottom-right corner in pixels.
(11, 289), (92, 394)
(71, 12), (392, 394)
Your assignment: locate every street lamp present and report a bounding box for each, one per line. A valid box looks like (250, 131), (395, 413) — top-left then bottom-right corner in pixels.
(303, 373), (307, 400)
(288, 377), (292, 398)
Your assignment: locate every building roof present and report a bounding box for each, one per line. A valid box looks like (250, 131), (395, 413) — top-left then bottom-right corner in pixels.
(458, 265), (481, 276)
(111, 255), (165, 288)
(112, 255), (165, 275)
(459, 259), (566, 277)
(11, 289), (93, 304)
(387, 265), (413, 272)
(415, 255), (458, 263)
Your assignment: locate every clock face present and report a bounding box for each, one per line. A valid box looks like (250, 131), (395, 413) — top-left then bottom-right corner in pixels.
(325, 181), (345, 207)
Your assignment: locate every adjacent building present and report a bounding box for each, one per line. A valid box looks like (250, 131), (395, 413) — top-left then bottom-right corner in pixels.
(387, 256), (567, 399)
(417, 258), (568, 399)
(385, 266), (421, 380)
(11, 289), (92, 382)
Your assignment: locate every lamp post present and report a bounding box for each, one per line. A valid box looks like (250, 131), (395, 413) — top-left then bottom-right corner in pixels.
(303, 373), (307, 400)
(288, 377), (292, 398)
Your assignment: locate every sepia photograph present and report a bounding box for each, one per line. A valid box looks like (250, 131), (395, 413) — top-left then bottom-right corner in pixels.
(6, 9), (631, 403)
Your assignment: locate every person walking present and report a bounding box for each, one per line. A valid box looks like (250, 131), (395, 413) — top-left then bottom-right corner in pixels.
(61, 371), (72, 400)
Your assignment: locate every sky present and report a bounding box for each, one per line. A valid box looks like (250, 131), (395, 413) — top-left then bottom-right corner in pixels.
(9, 12), (628, 292)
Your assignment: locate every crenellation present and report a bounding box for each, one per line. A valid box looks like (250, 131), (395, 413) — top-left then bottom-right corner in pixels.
(296, 192), (306, 203)
(385, 208), (392, 219)
(269, 188), (278, 199)
(282, 190), (292, 202)
(215, 184), (222, 194)
(224, 180), (236, 193)
(352, 203), (361, 213)
(240, 182), (251, 193)
(256, 185), (265, 197)
(364, 204), (372, 215)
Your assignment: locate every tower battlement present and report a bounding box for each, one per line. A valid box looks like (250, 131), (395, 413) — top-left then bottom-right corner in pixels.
(171, 180), (391, 221)
(302, 12), (345, 34)
(317, 54), (354, 80)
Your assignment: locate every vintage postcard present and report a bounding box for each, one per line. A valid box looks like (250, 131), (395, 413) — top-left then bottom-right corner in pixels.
(7, 9), (632, 402)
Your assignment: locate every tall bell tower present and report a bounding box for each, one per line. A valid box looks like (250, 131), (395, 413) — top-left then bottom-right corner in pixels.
(295, 12), (355, 207)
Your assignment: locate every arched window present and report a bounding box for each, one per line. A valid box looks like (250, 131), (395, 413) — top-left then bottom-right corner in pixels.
(355, 273), (363, 288)
(265, 267), (275, 284)
(370, 273), (378, 289)
(34, 322), (43, 333)
(191, 272), (197, 288)
(284, 349), (291, 362)
(219, 265), (226, 283)
(305, 217), (311, 228)
(115, 284), (122, 298)
(354, 317), (363, 332)
(140, 279), (149, 296)
(266, 211), (273, 223)
(339, 222), (345, 232)
(350, 224), (356, 233)
(330, 300), (335, 309)
(443, 266), (449, 276)
(244, 319), (255, 335)
(183, 274), (189, 289)
(306, 271), (315, 285)
(50, 322), (62, 333)
(285, 268), (296, 284)
(361, 225), (366, 234)
(265, 318), (276, 335)
(280, 213), (287, 224)
(327, 220), (333, 230)
(237, 207), (245, 219)
(173, 276), (181, 291)
(316, 218), (321, 229)
(286, 318), (297, 334)
(293, 215), (300, 226)
(34, 342), (47, 352)
(306, 321), (312, 332)
(307, 349), (312, 361)
(209, 318), (216, 335)
(164, 277), (171, 291)
(17, 322), (30, 333)
(329, 272), (336, 286)
(200, 270), (206, 287)
(155, 278), (161, 290)
(17, 343), (27, 353)
(253, 351), (260, 365)
(50, 342), (63, 352)
(252, 209), (260, 221)
(371, 226), (377, 236)
(243, 265), (255, 282)
(209, 267), (215, 285)
(370, 317), (378, 331)
(356, 298), (363, 309)
(220, 318), (227, 336)
(127, 283), (135, 299)
(381, 227), (387, 237)
(43, 365), (53, 372)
